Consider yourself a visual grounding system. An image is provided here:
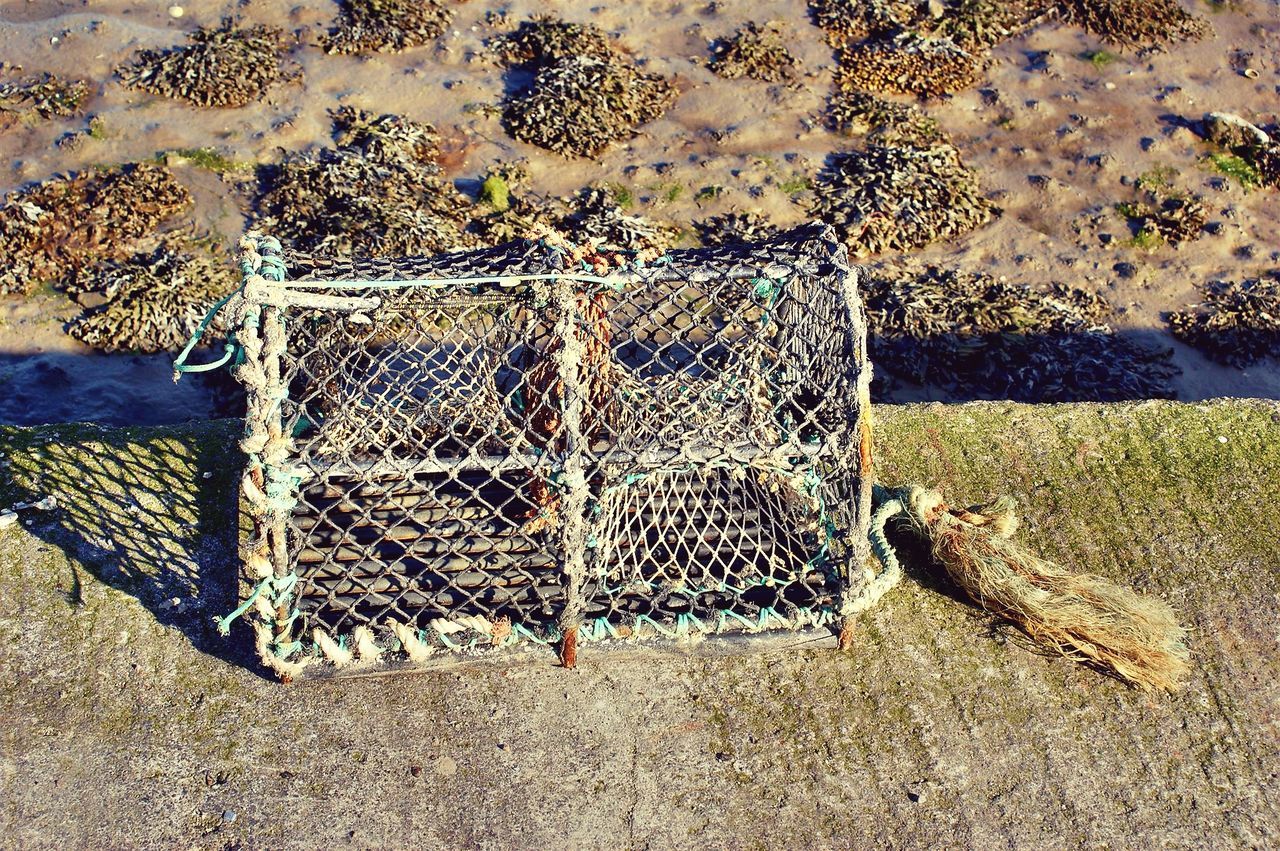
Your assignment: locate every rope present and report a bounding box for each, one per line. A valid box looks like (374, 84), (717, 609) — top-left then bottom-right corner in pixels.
(171, 289), (241, 380)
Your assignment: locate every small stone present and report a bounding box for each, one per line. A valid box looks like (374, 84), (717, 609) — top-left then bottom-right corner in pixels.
(168, 5), (184, 18)
(410, 765), (422, 777)
(434, 756), (458, 777)
(221, 810), (236, 824)
(0, 512), (17, 528)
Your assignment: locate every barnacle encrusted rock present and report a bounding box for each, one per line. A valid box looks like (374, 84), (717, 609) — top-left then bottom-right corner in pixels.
(1057, 0), (1210, 49)
(502, 54), (678, 158)
(865, 263), (1178, 401)
(0, 163), (190, 295)
(1168, 274), (1280, 367)
(117, 18), (298, 108)
(0, 72), (89, 122)
(825, 91), (944, 145)
(708, 22), (798, 81)
(255, 107), (474, 256)
(811, 143), (995, 255)
(66, 243), (237, 354)
(836, 32), (986, 98)
(694, 212), (780, 247)
(323, 0), (453, 55)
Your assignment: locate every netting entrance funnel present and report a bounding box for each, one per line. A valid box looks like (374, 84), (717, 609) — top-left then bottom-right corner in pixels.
(222, 222), (880, 678)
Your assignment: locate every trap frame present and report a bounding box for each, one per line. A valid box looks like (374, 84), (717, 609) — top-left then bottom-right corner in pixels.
(215, 223), (886, 678)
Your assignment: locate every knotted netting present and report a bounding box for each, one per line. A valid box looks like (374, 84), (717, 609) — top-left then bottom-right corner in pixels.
(212, 222), (882, 677)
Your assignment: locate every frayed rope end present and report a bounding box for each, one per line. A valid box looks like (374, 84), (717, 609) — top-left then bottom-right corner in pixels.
(881, 485), (1191, 692)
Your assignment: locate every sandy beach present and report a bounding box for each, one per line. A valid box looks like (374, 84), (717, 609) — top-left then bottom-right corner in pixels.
(1, 0), (1278, 424)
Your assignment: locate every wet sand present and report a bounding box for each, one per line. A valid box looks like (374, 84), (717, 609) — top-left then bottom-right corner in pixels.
(2, 0), (1278, 425)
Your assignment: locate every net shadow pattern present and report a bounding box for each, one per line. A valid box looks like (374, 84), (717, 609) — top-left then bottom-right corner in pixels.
(242, 222), (873, 658)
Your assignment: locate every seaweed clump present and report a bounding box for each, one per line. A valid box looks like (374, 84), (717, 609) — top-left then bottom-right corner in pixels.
(808, 0), (919, 47)
(1116, 194), (1207, 246)
(708, 22), (798, 82)
(554, 186), (681, 252)
(118, 19), (298, 108)
(255, 107), (473, 256)
(496, 18), (678, 158)
(471, 179), (679, 253)
(836, 32), (986, 99)
(0, 72), (89, 122)
(491, 17), (616, 67)
(694, 212), (780, 247)
(934, 0), (1055, 52)
(1057, 0), (1210, 49)
(323, 0), (454, 55)
(865, 264), (1178, 401)
(66, 243), (237, 354)
(1167, 274), (1280, 367)
(0, 163), (191, 295)
(825, 91), (943, 145)
(811, 144), (996, 255)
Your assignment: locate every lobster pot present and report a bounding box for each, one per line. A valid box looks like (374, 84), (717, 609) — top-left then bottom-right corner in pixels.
(232, 222), (875, 675)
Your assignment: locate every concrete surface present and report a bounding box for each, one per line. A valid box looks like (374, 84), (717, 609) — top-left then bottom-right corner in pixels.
(0, 400), (1277, 849)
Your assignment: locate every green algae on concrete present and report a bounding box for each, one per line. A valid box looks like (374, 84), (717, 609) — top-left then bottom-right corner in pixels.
(0, 401), (1278, 847)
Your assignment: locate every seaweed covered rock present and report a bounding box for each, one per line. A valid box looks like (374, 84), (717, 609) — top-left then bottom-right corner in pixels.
(1057, 0), (1210, 50)
(491, 16), (616, 68)
(866, 264), (1178, 401)
(694, 212), (779, 247)
(825, 91), (943, 145)
(0, 163), (190, 295)
(812, 0), (1048, 52)
(708, 22), (798, 81)
(936, 0), (1055, 51)
(1202, 112), (1271, 150)
(471, 182), (679, 253)
(808, 0), (919, 47)
(555, 186), (681, 252)
(117, 18), (298, 108)
(323, 0), (453, 55)
(496, 17), (678, 158)
(1168, 274), (1280, 367)
(66, 243), (237, 354)
(502, 55), (678, 157)
(1116, 194), (1207, 246)
(0, 72), (89, 123)
(811, 144), (995, 255)
(1199, 113), (1280, 191)
(255, 107), (473, 256)
(836, 32), (986, 98)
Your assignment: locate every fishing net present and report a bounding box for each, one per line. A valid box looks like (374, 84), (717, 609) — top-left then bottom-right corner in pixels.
(199, 223), (877, 677)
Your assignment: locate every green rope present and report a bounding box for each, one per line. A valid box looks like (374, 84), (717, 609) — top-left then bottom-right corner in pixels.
(869, 484), (904, 578)
(216, 573), (298, 636)
(171, 288), (241, 380)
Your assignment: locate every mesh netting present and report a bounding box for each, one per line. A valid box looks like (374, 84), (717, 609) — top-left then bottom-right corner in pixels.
(223, 222), (875, 675)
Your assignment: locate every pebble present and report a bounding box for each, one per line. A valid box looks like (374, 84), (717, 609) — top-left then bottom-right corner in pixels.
(221, 810), (236, 824)
(434, 756), (458, 777)
(0, 512), (16, 529)
(169, 6), (184, 18)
